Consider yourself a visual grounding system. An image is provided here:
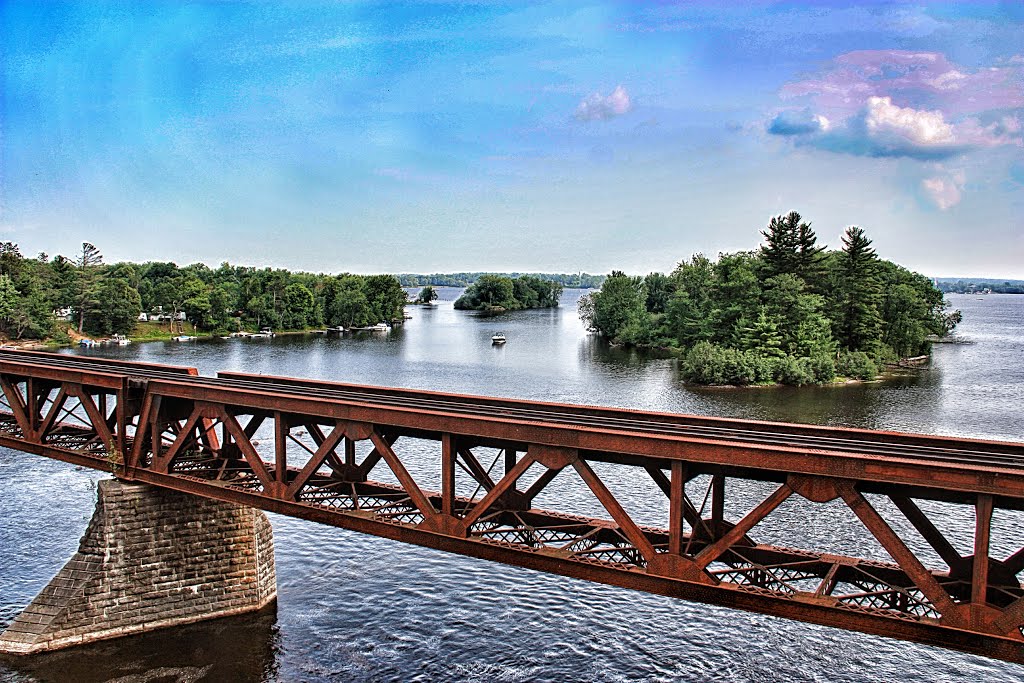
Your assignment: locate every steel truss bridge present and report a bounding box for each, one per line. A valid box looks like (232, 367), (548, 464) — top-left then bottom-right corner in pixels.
(1, 349), (1024, 663)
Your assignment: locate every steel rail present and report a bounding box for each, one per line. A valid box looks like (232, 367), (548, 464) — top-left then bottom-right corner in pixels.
(1, 350), (1022, 471)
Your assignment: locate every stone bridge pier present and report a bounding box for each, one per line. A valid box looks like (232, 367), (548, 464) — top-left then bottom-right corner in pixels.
(0, 479), (277, 654)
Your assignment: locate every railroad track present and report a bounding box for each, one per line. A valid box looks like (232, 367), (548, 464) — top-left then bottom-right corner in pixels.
(1, 349), (1022, 471)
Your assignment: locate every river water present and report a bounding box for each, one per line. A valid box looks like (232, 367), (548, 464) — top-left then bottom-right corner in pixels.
(1, 291), (1022, 682)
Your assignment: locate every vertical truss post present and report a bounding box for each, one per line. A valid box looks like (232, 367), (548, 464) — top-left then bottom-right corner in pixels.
(274, 412), (287, 487)
(116, 381), (127, 457)
(669, 461), (686, 555)
(345, 436), (356, 466)
(504, 448), (516, 475)
(150, 395), (163, 464)
(26, 378), (38, 437)
(441, 434), (455, 517)
(973, 494), (993, 606)
(711, 474), (725, 538)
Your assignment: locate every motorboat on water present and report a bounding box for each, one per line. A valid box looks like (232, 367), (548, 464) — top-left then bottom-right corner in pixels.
(491, 332), (507, 345)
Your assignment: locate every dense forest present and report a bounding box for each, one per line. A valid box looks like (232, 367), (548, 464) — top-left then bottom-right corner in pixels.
(579, 212), (961, 386)
(399, 272), (604, 288)
(453, 275), (563, 311)
(0, 242), (407, 340)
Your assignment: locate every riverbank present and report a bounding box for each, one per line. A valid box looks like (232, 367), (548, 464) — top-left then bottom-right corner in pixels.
(13, 322), (378, 349)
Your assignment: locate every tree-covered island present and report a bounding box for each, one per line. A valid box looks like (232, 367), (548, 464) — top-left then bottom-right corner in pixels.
(454, 275), (563, 312)
(579, 212), (962, 386)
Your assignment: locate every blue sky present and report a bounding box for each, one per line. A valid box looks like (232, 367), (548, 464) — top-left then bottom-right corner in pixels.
(2, 2), (1022, 277)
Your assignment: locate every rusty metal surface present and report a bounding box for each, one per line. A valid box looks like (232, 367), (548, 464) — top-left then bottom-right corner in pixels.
(1, 349), (1024, 663)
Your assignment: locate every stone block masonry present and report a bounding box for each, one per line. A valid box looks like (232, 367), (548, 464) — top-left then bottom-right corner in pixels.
(0, 479), (276, 654)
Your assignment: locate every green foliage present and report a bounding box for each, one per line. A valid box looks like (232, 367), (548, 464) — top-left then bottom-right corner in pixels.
(682, 342), (755, 386)
(805, 353), (837, 383)
(776, 356), (815, 386)
(837, 351), (878, 380)
(83, 278), (142, 336)
(737, 307), (786, 358)
(579, 271), (646, 342)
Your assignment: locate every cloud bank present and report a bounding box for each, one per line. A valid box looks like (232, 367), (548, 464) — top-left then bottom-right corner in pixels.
(768, 51), (1023, 161)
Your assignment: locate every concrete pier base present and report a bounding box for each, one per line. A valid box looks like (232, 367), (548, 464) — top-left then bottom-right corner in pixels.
(0, 480), (276, 654)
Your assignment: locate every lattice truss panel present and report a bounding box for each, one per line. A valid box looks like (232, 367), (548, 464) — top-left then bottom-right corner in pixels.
(3, 357), (1024, 662)
(122, 397), (1024, 633)
(0, 376), (119, 455)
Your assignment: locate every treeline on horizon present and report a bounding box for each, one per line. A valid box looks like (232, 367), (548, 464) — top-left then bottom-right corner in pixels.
(935, 278), (1024, 294)
(0, 242), (410, 340)
(580, 212), (962, 386)
(398, 272), (605, 288)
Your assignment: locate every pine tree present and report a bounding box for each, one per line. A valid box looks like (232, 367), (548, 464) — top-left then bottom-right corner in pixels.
(761, 210), (827, 290)
(74, 243), (103, 333)
(738, 306), (786, 357)
(794, 219), (827, 292)
(835, 227), (881, 352)
(760, 211), (801, 278)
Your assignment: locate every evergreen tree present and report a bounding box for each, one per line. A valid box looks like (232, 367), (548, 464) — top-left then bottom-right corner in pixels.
(834, 227), (882, 352)
(738, 307), (786, 357)
(794, 218), (827, 292)
(0, 274), (18, 327)
(760, 210), (827, 291)
(760, 211), (801, 278)
(74, 243), (104, 333)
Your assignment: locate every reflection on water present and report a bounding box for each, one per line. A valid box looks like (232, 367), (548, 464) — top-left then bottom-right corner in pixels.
(1, 292), (1023, 682)
(1, 607), (278, 683)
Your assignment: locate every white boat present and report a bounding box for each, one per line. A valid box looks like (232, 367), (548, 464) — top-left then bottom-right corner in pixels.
(491, 333), (507, 345)
(78, 338), (97, 347)
(352, 323), (389, 332)
(171, 335), (196, 342)
(110, 334), (130, 346)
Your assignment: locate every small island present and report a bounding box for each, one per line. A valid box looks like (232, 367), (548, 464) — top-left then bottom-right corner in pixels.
(579, 212), (962, 386)
(453, 275), (563, 312)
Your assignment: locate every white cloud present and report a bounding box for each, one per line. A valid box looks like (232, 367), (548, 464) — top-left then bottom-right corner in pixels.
(575, 85), (632, 121)
(922, 170), (965, 210)
(864, 96), (954, 147)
